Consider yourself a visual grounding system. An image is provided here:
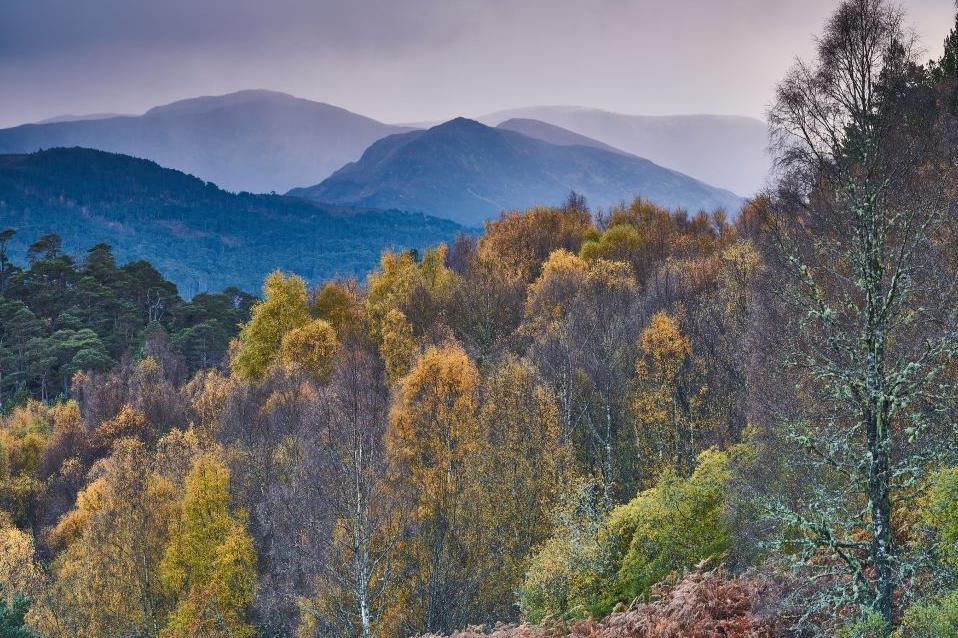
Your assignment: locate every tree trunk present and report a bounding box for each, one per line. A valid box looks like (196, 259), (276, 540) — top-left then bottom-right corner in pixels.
(867, 405), (894, 624)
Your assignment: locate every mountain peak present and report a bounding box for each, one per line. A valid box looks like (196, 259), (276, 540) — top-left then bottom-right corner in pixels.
(143, 89), (335, 118)
(430, 117), (488, 133)
(292, 118), (743, 227)
(0, 91), (410, 193)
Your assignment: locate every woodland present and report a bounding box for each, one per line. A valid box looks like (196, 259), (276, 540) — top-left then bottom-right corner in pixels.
(4, 1), (958, 636)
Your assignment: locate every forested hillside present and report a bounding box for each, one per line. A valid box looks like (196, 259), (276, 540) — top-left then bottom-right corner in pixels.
(0, 147), (465, 294)
(5, 3), (958, 638)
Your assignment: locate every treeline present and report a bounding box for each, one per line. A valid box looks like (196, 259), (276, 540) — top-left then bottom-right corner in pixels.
(0, 231), (255, 405)
(4, 2), (958, 637)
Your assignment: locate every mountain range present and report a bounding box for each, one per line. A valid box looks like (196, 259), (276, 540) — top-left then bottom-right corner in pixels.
(0, 148), (464, 295)
(290, 117), (743, 227)
(0, 90), (410, 194)
(479, 106), (770, 196)
(4, 91), (768, 197)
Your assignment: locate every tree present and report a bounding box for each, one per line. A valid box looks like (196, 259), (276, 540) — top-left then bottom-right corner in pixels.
(312, 280), (359, 331)
(526, 251), (640, 500)
(604, 448), (733, 609)
(0, 514), (42, 603)
(0, 594), (40, 638)
(298, 347), (399, 638)
(766, 0), (958, 623)
(467, 357), (574, 620)
(160, 455), (256, 638)
(364, 246), (453, 340)
(279, 319), (339, 382)
(385, 342), (480, 635)
(26, 234), (61, 263)
(631, 311), (703, 478)
(232, 272), (310, 380)
(36, 438), (178, 638)
(519, 449), (735, 622)
(378, 310), (416, 386)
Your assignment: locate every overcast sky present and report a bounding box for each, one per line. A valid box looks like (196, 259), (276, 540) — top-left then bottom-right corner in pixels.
(1, 0), (955, 128)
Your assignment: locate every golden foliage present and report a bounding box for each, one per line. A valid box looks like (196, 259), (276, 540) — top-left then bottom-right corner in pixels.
(380, 309), (418, 385)
(311, 279), (360, 330)
(478, 205), (592, 283)
(279, 318), (339, 382)
(160, 454), (256, 638)
(35, 438), (178, 638)
(232, 271), (311, 380)
(632, 312), (702, 478)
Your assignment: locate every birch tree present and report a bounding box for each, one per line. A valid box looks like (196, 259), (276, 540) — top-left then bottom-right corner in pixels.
(765, 0), (958, 625)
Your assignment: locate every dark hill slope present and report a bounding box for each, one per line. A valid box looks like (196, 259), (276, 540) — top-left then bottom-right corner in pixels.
(0, 148), (464, 295)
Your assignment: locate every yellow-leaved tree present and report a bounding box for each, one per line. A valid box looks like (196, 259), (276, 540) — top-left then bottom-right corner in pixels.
(467, 356), (575, 620)
(35, 438), (179, 638)
(379, 309), (417, 385)
(364, 246), (453, 340)
(232, 272), (310, 380)
(279, 319), (339, 382)
(0, 511), (42, 602)
(160, 454), (256, 638)
(385, 341), (480, 635)
(631, 311), (703, 479)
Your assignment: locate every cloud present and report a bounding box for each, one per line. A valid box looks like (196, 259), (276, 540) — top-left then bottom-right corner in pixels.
(0, 0), (953, 128)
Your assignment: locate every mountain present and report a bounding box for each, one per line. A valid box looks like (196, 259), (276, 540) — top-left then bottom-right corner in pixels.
(289, 117), (743, 227)
(479, 106), (770, 196)
(0, 90), (412, 193)
(35, 113), (128, 124)
(0, 148), (465, 295)
(495, 118), (628, 155)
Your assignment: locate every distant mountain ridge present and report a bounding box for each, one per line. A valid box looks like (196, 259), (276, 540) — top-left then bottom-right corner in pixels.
(35, 112), (129, 124)
(0, 90), (412, 193)
(479, 106), (770, 196)
(0, 147), (464, 295)
(495, 118), (629, 155)
(290, 117), (743, 227)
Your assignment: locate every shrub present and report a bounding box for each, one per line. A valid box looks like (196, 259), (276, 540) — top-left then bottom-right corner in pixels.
(836, 610), (888, 638)
(605, 448), (733, 612)
(519, 449), (737, 622)
(897, 590), (958, 637)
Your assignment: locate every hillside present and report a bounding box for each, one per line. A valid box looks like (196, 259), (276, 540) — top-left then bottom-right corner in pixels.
(290, 117), (743, 226)
(0, 147), (465, 295)
(479, 106), (770, 196)
(0, 90), (411, 193)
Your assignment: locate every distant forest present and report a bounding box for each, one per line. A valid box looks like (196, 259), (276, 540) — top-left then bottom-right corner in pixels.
(0, 147), (465, 295)
(0, 231), (254, 405)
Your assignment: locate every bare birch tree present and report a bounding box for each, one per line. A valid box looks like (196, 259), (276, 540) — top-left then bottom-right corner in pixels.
(765, 0), (958, 626)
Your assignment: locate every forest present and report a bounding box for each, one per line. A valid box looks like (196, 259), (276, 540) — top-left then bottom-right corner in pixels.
(4, 1), (958, 637)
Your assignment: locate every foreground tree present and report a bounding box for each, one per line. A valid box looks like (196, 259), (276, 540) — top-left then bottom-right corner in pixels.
(36, 439), (178, 638)
(385, 342), (480, 635)
(468, 357), (574, 620)
(298, 347), (398, 638)
(765, 0), (958, 625)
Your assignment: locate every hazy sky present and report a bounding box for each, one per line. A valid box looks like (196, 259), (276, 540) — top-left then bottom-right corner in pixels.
(1, 0), (955, 128)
